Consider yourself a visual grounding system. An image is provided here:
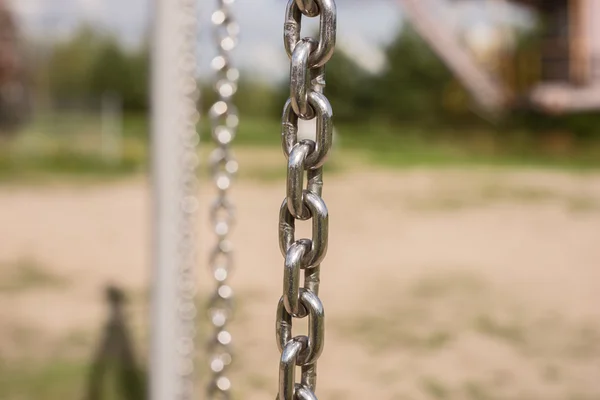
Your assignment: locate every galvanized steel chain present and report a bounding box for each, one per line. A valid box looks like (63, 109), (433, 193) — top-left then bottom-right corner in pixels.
(175, 0), (200, 399)
(207, 0), (239, 399)
(277, 1), (336, 400)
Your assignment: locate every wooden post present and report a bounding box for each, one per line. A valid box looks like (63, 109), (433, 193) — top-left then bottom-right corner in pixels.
(587, 0), (600, 84)
(569, 0), (590, 85)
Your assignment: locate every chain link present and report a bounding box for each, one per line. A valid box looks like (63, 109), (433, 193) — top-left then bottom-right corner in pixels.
(295, 0), (320, 17)
(207, 0), (239, 399)
(276, 1), (336, 400)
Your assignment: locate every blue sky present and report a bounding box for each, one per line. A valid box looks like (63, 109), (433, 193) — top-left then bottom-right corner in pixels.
(8, 0), (531, 81)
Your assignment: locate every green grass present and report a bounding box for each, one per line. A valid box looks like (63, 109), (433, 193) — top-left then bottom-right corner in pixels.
(0, 360), (146, 400)
(0, 288), (260, 400)
(0, 113), (147, 182)
(337, 123), (600, 170)
(0, 258), (67, 293)
(474, 314), (526, 346)
(0, 361), (88, 400)
(2, 114), (600, 183)
(335, 269), (600, 361)
(202, 115), (600, 171)
(463, 381), (493, 400)
(199, 116), (282, 147)
(421, 377), (450, 399)
(400, 182), (600, 213)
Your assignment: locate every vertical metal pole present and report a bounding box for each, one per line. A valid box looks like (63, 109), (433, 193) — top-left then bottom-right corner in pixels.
(150, 0), (198, 399)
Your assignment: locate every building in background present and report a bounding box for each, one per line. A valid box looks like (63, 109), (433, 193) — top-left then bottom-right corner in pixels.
(400, 0), (600, 114)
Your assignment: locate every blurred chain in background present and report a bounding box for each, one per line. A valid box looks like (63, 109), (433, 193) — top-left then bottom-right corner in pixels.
(207, 0), (240, 399)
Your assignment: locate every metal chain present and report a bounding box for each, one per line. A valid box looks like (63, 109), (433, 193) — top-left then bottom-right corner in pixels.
(277, 2), (336, 400)
(176, 0), (200, 399)
(295, 0), (320, 17)
(207, 0), (239, 399)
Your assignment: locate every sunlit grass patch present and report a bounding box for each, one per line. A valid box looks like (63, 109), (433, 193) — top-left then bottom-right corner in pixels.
(334, 269), (600, 361)
(0, 258), (67, 293)
(421, 376), (450, 399)
(474, 314), (526, 346)
(0, 361), (88, 400)
(3, 114), (600, 184)
(402, 181), (600, 213)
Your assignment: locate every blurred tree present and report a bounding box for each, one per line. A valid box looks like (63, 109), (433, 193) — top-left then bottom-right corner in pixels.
(89, 38), (131, 98)
(270, 49), (379, 123)
(374, 27), (454, 126)
(127, 46), (150, 111)
(46, 26), (148, 111)
(323, 50), (377, 122)
(47, 26), (103, 100)
(89, 38), (148, 111)
(201, 76), (279, 119)
(236, 78), (279, 118)
(289, 26), (470, 127)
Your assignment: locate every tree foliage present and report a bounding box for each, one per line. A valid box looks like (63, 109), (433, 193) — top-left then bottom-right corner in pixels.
(289, 27), (464, 127)
(374, 28), (454, 125)
(46, 26), (148, 111)
(39, 25), (600, 139)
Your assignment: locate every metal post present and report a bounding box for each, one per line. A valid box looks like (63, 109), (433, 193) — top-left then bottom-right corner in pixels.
(150, 0), (198, 399)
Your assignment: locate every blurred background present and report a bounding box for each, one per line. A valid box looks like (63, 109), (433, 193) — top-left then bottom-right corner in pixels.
(1, 0), (600, 399)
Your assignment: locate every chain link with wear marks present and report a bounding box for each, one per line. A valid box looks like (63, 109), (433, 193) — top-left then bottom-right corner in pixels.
(276, 1), (337, 400)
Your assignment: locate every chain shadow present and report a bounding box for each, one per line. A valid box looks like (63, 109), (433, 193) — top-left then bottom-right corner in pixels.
(84, 285), (146, 400)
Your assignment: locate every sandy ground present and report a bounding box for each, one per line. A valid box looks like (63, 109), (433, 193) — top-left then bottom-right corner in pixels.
(1, 156), (600, 399)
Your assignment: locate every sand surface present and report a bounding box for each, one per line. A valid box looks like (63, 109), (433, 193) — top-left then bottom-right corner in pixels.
(1, 158), (600, 399)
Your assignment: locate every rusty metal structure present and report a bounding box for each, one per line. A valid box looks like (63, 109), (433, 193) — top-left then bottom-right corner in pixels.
(399, 0), (600, 114)
(522, 0), (600, 112)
